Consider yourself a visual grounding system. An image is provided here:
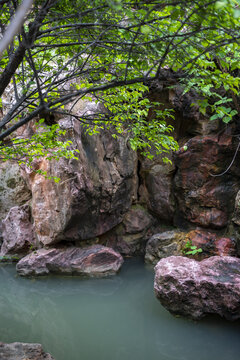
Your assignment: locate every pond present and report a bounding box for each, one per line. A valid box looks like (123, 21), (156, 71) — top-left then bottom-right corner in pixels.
(0, 258), (240, 360)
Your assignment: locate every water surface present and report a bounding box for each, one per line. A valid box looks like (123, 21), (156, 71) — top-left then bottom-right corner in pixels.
(0, 258), (240, 360)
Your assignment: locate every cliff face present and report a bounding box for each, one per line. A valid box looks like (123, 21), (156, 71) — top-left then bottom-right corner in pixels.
(1, 91), (240, 258)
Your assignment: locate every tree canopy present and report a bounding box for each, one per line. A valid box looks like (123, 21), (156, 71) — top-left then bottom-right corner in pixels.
(0, 0), (240, 169)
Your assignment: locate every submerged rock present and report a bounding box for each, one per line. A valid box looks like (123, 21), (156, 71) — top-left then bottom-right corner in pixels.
(0, 342), (54, 360)
(154, 255), (240, 320)
(16, 245), (123, 277)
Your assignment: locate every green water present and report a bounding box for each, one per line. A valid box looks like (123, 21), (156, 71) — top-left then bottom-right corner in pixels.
(0, 258), (240, 360)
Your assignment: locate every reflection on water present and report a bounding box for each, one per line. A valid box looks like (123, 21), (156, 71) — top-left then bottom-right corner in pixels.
(0, 258), (240, 360)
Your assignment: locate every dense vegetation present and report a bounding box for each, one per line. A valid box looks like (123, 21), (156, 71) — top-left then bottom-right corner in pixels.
(0, 0), (240, 170)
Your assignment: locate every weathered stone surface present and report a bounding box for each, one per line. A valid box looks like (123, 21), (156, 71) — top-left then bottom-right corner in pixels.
(0, 204), (36, 256)
(25, 116), (137, 246)
(16, 245), (123, 277)
(0, 162), (31, 221)
(174, 133), (240, 228)
(0, 342), (54, 360)
(185, 229), (237, 258)
(139, 160), (176, 222)
(100, 205), (154, 256)
(154, 255), (240, 320)
(145, 230), (185, 264)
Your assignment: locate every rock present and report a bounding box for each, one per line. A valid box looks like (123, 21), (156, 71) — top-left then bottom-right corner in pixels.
(16, 245), (123, 277)
(154, 255), (240, 320)
(145, 230), (185, 264)
(0, 342), (54, 360)
(0, 162), (31, 221)
(185, 229), (237, 258)
(25, 117), (137, 246)
(139, 161), (176, 222)
(100, 205), (154, 256)
(174, 133), (240, 228)
(0, 205), (36, 257)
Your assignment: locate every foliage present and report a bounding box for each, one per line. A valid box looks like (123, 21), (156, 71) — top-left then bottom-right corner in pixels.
(0, 0), (240, 171)
(182, 240), (203, 256)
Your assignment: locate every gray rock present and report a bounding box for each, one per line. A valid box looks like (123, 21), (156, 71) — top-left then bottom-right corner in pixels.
(0, 342), (54, 360)
(154, 255), (240, 320)
(145, 230), (185, 265)
(0, 162), (31, 221)
(16, 245), (123, 277)
(1, 204), (36, 256)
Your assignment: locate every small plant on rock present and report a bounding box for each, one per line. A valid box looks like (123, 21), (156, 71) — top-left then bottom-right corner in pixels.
(182, 240), (203, 256)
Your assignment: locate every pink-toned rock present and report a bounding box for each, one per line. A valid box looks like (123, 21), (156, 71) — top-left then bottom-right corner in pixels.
(185, 229), (237, 258)
(16, 245), (123, 277)
(24, 119), (137, 246)
(174, 133), (240, 228)
(0, 342), (54, 360)
(0, 205), (36, 256)
(154, 256), (240, 320)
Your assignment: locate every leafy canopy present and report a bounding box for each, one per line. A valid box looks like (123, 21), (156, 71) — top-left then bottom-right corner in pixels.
(0, 0), (240, 170)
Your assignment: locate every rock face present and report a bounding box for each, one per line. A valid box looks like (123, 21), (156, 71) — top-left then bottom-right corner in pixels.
(0, 163), (31, 221)
(101, 205), (154, 256)
(145, 230), (185, 265)
(0, 205), (36, 256)
(154, 256), (240, 320)
(139, 161), (176, 222)
(174, 134), (240, 229)
(0, 342), (54, 360)
(16, 245), (123, 277)
(25, 118), (137, 246)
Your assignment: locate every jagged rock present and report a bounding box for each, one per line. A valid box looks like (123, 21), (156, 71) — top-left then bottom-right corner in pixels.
(100, 205), (154, 255)
(0, 162), (31, 221)
(185, 229), (237, 258)
(154, 255), (240, 320)
(145, 230), (185, 264)
(25, 117), (137, 246)
(174, 133), (240, 228)
(0, 342), (54, 360)
(0, 204), (36, 257)
(16, 245), (123, 277)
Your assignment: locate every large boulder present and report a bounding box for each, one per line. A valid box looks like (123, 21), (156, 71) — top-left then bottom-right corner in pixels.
(0, 205), (36, 257)
(154, 255), (240, 320)
(25, 116), (137, 246)
(16, 245), (123, 277)
(0, 342), (54, 360)
(174, 133), (240, 229)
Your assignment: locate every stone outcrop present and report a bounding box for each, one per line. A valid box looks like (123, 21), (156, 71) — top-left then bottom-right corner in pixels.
(0, 162), (31, 221)
(154, 255), (240, 320)
(174, 133), (240, 229)
(0, 342), (54, 360)
(101, 205), (154, 255)
(24, 117), (137, 246)
(185, 229), (237, 258)
(16, 245), (123, 277)
(139, 160), (176, 223)
(0, 205), (36, 256)
(145, 230), (185, 264)
(145, 229), (237, 264)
